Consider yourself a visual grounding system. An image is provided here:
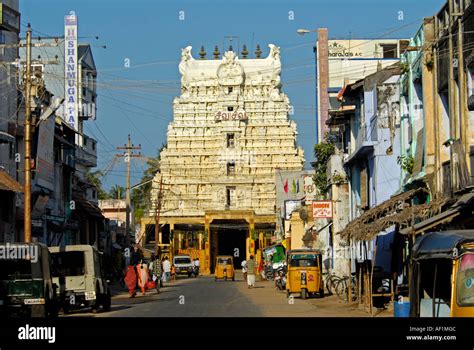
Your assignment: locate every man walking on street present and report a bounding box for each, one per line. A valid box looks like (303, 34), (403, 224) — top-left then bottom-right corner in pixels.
(241, 259), (247, 280)
(247, 255), (256, 288)
(162, 256), (171, 282)
(150, 254), (163, 292)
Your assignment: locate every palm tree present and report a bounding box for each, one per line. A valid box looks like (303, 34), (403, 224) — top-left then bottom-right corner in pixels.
(109, 184), (125, 199)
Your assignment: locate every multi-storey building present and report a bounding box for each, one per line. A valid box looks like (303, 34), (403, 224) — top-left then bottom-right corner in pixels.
(316, 33), (408, 143)
(142, 45), (305, 272)
(0, 0), (21, 243)
(17, 15), (103, 246)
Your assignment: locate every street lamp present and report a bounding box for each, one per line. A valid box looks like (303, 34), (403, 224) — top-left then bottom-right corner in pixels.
(297, 28), (317, 35)
(297, 29), (311, 35)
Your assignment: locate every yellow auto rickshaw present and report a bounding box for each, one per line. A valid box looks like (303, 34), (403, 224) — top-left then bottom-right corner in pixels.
(409, 230), (474, 317)
(286, 249), (324, 299)
(214, 256), (234, 281)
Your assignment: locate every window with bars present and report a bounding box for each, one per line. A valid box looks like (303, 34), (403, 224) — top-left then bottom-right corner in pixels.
(227, 133), (235, 148)
(227, 162), (235, 176)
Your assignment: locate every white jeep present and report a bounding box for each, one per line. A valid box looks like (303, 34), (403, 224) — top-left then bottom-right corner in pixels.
(173, 255), (194, 277)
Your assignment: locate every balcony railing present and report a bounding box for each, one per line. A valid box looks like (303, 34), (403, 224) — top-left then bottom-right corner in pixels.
(75, 136), (97, 167)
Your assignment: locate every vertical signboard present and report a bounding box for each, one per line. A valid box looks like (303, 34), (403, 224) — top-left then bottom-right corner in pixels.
(64, 12), (78, 131)
(318, 28), (329, 142)
(303, 175), (317, 204)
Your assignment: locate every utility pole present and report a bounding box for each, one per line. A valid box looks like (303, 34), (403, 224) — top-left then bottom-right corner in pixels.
(456, 5), (468, 183)
(116, 135), (141, 248)
(448, 0), (456, 196)
(24, 25), (32, 243)
(154, 174), (163, 256)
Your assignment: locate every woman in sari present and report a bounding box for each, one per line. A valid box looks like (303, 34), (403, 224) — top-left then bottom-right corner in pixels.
(124, 265), (137, 298)
(136, 261), (149, 295)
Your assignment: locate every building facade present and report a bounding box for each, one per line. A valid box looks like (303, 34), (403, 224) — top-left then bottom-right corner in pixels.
(316, 34), (408, 143)
(16, 16), (103, 246)
(142, 44), (305, 272)
(0, 0), (21, 243)
(327, 63), (402, 278)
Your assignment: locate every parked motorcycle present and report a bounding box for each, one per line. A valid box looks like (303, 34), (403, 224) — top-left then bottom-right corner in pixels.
(264, 265), (274, 281)
(274, 265), (287, 291)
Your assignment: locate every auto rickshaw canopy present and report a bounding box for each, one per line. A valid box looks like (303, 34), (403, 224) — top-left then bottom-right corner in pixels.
(286, 249), (323, 257)
(216, 256), (233, 265)
(409, 230), (474, 317)
(411, 230), (474, 261)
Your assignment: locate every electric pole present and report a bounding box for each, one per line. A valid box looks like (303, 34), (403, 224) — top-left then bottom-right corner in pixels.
(116, 135), (141, 248)
(24, 24), (32, 243)
(154, 174), (163, 256)
(448, 0), (456, 195)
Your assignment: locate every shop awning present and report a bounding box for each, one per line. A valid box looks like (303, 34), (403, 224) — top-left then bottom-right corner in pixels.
(74, 196), (104, 218)
(400, 192), (474, 235)
(338, 188), (435, 241)
(112, 242), (123, 250)
(0, 131), (15, 143)
(0, 170), (23, 192)
(327, 105), (356, 126)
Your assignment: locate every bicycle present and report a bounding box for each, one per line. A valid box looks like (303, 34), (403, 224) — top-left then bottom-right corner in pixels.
(323, 272), (341, 295)
(335, 274), (358, 302)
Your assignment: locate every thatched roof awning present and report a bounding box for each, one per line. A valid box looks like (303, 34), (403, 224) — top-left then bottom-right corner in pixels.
(338, 188), (442, 241)
(400, 192), (474, 235)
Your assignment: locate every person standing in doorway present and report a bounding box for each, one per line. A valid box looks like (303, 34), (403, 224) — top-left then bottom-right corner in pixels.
(247, 255), (256, 288)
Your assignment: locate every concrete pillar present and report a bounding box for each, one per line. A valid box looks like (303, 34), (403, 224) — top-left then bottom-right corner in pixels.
(422, 18), (436, 187)
(168, 223), (174, 246)
(248, 219), (255, 259)
(205, 218), (210, 274)
(139, 220), (146, 248)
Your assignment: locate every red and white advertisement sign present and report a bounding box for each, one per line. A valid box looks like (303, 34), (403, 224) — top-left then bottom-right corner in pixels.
(312, 200), (333, 218)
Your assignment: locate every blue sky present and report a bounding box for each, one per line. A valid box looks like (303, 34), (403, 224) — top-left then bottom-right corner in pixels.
(20, 0), (445, 191)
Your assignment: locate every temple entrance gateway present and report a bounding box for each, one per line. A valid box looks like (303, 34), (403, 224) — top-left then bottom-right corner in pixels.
(210, 219), (248, 272)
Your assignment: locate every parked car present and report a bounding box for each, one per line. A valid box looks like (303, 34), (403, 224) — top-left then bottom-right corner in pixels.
(49, 245), (111, 313)
(173, 255), (194, 277)
(0, 242), (58, 318)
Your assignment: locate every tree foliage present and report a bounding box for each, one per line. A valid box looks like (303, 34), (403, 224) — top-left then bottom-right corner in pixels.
(109, 184), (125, 200)
(86, 170), (109, 200)
(312, 139), (335, 197)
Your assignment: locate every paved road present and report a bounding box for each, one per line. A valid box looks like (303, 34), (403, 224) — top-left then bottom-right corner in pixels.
(65, 271), (386, 317)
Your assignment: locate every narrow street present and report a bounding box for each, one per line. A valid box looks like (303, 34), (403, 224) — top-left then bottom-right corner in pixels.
(63, 272), (380, 318)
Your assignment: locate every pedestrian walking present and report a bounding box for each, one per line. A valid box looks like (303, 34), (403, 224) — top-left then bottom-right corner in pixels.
(162, 256), (171, 282)
(171, 264), (176, 282)
(241, 259), (248, 280)
(124, 244), (143, 298)
(247, 255), (256, 288)
(149, 254), (163, 292)
(137, 260), (149, 295)
(124, 265), (137, 298)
